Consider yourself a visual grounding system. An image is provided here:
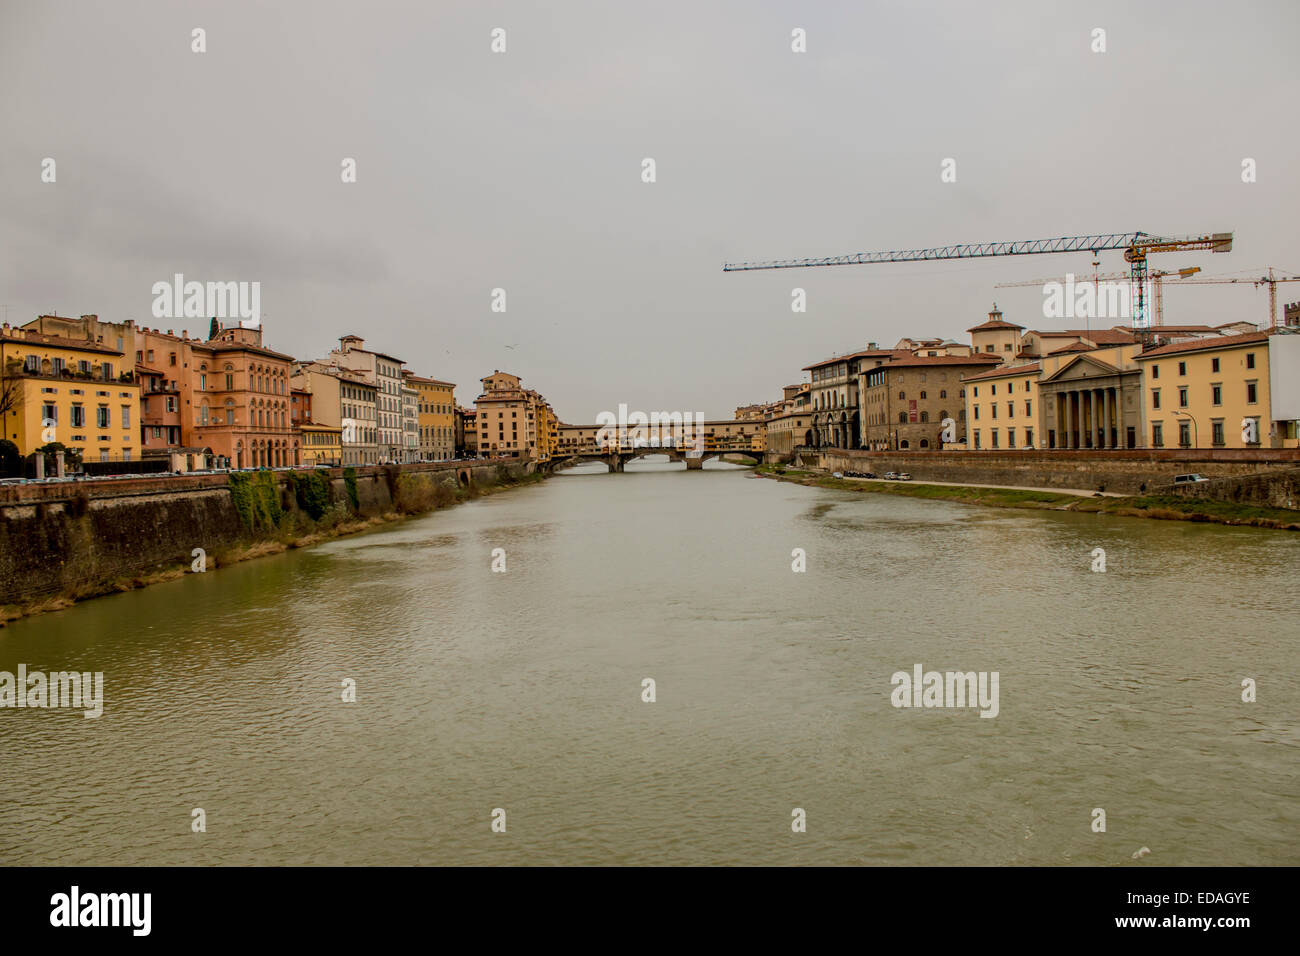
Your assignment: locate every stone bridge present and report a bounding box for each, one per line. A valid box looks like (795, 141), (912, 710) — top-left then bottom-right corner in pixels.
(545, 445), (765, 473)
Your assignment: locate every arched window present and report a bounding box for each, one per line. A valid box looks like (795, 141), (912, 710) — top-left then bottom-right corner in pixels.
(939, 390), (947, 398)
(920, 439), (930, 448)
(920, 391), (927, 399)
(898, 412), (908, 423)
(940, 410), (949, 420)
(898, 391), (905, 400)
(920, 411), (929, 423)
(900, 440), (910, 449)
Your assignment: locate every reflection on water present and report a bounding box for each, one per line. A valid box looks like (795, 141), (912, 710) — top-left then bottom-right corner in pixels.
(1, 457), (1296, 865)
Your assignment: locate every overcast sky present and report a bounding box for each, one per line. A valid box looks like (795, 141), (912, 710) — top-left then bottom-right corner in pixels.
(2, 1), (1297, 421)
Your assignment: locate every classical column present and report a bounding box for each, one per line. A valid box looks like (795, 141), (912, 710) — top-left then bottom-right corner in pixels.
(1071, 390), (1080, 449)
(1100, 388), (1110, 449)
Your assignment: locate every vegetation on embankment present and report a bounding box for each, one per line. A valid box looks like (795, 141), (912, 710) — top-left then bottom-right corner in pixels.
(755, 464), (1300, 531)
(0, 466), (546, 625)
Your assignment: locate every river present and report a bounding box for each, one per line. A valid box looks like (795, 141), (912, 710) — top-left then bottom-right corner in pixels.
(2, 459), (1297, 865)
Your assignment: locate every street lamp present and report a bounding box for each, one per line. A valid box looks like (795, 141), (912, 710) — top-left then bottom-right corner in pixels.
(1173, 410), (1199, 449)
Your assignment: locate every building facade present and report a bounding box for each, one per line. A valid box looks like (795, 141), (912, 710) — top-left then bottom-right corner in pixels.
(409, 374), (456, 460)
(0, 325), (141, 464)
(861, 355), (998, 450)
(330, 335), (406, 461)
(1135, 331), (1274, 449)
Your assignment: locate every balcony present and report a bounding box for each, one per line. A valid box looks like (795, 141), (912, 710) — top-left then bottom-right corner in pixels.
(4, 360), (134, 385)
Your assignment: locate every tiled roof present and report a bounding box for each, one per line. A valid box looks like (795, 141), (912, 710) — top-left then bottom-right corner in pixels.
(961, 363), (1042, 382)
(877, 354), (1003, 369)
(966, 319), (1023, 332)
(1135, 331), (1269, 359)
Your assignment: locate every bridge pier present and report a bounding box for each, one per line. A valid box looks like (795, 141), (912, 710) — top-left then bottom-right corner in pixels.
(685, 457), (704, 470)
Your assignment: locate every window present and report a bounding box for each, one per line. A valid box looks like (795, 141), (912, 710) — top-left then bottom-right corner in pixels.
(24, 354), (38, 372)
(71, 404), (85, 427)
(920, 391), (927, 400)
(1211, 420), (1225, 446)
(1006, 402), (1013, 417)
(991, 405), (998, 419)
(1179, 422), (1191, 447)
(200, 374), (207, 391)
(225, 373), (234, 390)
(992, 385), (997, 395)
(42, 403), (57, 424)
(898, 412), (907, 423)
(991, 430), (1000, 448)
(1152, 423), (1163, 447)
(1178, 361), (1186, 376)
(1025, 400), (1032, 416)
(1007, 429), (1015, 448)
(1151, 389), (1161, 409)
(1152, 365), (1159, 379)
(1246, 353), (1256, 369)
(1211, 385), (1222, 406)
(96, 406), (109, 428)
(939, 390), (947, 399)
(1246, 382), (1257, 403)
(1178, 387), (1188, 408)
(1025, 428), (1034, 447)
(974, 406), (980, 420)
(974, 431), (981, 449)
(121, 406), (130, 428)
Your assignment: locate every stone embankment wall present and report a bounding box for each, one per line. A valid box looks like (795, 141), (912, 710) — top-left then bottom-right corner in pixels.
(0, 459), (530, 607)
(808, 449), (1300, 497)
(1163, 467), (1300, 510)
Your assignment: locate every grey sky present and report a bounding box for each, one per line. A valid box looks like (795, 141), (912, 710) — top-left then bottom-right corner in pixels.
(2, 0), (1297, 422)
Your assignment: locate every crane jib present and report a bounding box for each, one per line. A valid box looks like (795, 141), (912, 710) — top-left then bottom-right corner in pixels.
(720, 231), (1230, 272)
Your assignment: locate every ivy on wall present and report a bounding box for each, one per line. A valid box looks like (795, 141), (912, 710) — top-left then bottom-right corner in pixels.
(228, 471), (283, 531)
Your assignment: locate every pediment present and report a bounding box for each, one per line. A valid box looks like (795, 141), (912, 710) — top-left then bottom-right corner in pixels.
(1040, 353), (1121, 383)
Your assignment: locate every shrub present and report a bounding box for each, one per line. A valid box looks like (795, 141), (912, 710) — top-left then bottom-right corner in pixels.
(290, 469), (333, 520)
(343, 467), (359, 511)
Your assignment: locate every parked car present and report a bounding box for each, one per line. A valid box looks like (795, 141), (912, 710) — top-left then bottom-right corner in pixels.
(896, 472), (912, 481)
(862, 471), (878, 479)
(1173, 473), (1210, 484)
(832, 471), (844, 479)
(883, 471), (899, 480)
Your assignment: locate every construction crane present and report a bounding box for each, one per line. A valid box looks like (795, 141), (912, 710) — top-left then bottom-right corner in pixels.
(995, 266), (1202, 326)
(723, 231), (1234, 329)
(997, 266), (1300, 329)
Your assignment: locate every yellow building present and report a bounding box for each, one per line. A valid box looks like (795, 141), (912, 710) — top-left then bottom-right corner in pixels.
(299, 422), (343, 466)
(1135, 331), (1274, 449)
(963, 362), (1041, 450)
(408, 374), (456, 460)
(1, 326), (141, 463)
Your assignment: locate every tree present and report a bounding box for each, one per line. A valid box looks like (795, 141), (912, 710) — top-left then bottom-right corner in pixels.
(0, 439), (20, 478)
(208, 316), (219, 340)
